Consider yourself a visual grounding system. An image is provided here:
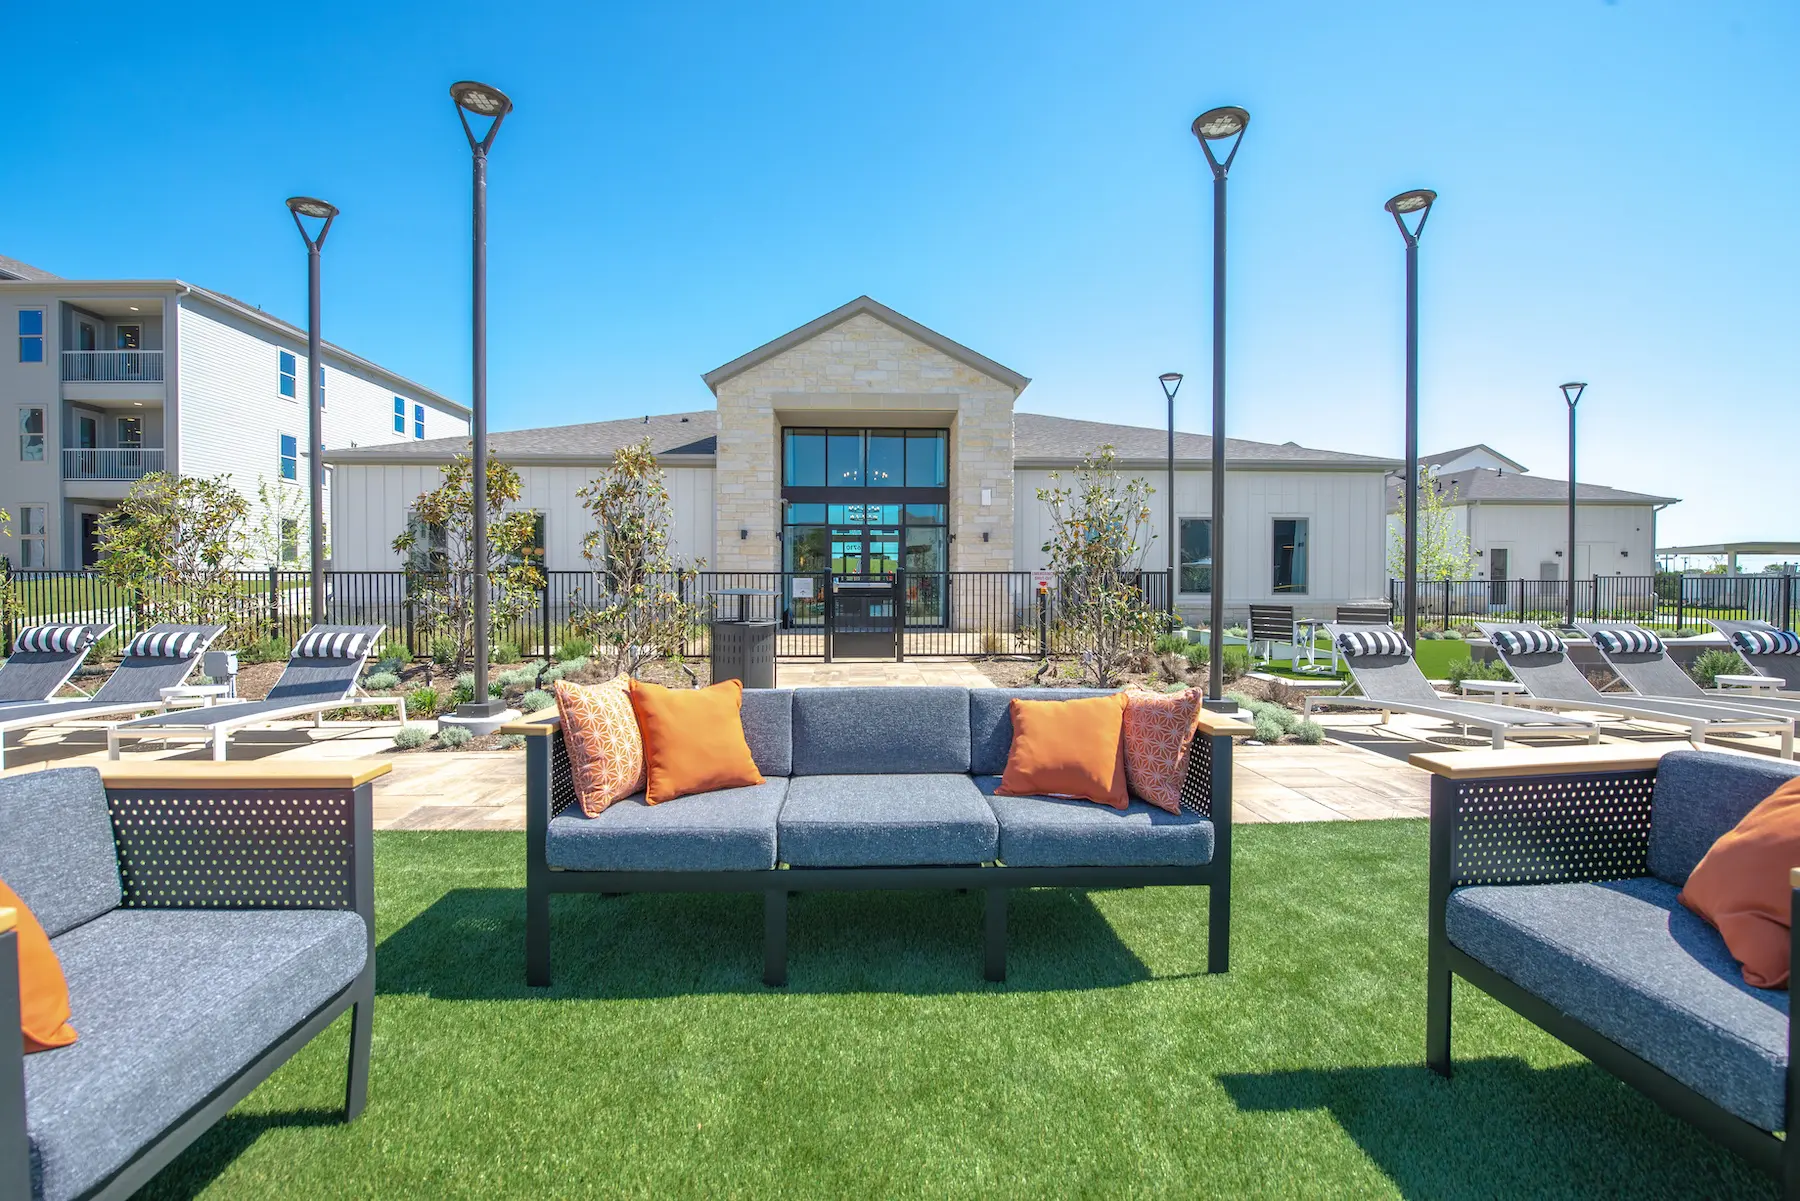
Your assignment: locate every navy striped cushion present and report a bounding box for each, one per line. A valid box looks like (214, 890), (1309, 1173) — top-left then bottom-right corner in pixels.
(1334, 627), (1410, 658)
(1591, 628), (1665, 656)
(14, 625), (95, 654)
(1490, 627), (1567, 656)
(294, 630), (372, 659)
(124, 630), (201, 659)
(1731, 629), (1800, 656)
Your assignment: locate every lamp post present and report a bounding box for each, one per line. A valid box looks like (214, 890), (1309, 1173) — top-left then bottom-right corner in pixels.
(285, 196), (338, 625)
(451, 80), (512, 723)
(1192, 106), (1248, 711)
(1561, 380), (1587, 627)
(1385, 188), (1436, 649)
(1159, 372), (1183, 614)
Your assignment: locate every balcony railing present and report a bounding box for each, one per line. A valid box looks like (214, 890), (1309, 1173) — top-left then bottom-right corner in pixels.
(62, 447), (165, 481)
(61, 350), (164, 382)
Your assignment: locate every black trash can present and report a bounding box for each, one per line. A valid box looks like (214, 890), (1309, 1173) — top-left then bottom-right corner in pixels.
(709, 589), (778, 688)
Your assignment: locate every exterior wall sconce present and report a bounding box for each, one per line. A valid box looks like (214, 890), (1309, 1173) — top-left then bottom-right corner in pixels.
(739, 529), (748, 540)
(1554, 549), (1564, 557)
(1621, 549), (1629, 557)
(982, 531), (990, 542)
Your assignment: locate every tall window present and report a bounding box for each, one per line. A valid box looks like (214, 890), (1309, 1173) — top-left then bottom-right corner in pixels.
(279, 518), (300, 563)
(17, 504), (46, 567)
(278, 351), (297, 398)
(782, 428), (947, 490)
(17, 309), (44, 363)
(393, 397), (406, 434)
(413, 403), (425, 439)
(1178, 518), (1212, 594)
(1273, 518), (1309, 594)
(279, 434), (298, 481)
(405, 511), (448, 572)
(18, 406), (45, 461)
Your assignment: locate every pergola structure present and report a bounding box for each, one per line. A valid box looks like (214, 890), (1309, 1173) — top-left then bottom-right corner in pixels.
(1656, 541), (1800, 573)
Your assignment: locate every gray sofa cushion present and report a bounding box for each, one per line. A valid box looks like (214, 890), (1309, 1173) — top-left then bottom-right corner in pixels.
(25, 908), (367, 1201)
(0, 766), (120, 938)
(973, 777), (1214, 868)
(1446, 876), (1790, 1131)
(1648, 749), (1800, 886)
(968, 688), (1115, 776)
(740, 688), (794, 777)
(790, 687), (971, 775)
(778, 775), (998, 867)
(546, 779), (789, 872)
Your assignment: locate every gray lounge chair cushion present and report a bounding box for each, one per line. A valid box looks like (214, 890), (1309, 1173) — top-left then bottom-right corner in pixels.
(1446, 876), (1789, 1131)
(740, 688), (793, 777)
(1648, 749), (1800, 886)
(0, 767), (120, 939)
(974, 777), (1214, 867)
(968, 688), (1115, 776)
(25, 908), (367, 1201)
(778, 774), (998, 867)
(546, 779), (789, 872)
(790, 687), (971, 775)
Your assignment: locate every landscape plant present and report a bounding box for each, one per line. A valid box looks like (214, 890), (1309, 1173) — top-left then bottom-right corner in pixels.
(0, 508), (21, 640)
(364, 671), (401, 692)
(95, 472), (256, 640)
(436, 725), (473, 750)
(406, 686), (441, 718)
(1386, 466), (1478, 582)
(392, 726), (429, 750)
(1689, 648), (1745, 689)
(1445, 656), (1513, 689)
(521, 688), (553, 712)
(247, 474), (320, 568)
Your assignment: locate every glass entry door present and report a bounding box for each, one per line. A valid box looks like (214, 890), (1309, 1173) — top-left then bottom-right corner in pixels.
(828, 528), (900, 576)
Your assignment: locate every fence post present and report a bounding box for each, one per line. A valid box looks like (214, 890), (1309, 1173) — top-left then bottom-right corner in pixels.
(1037, 582), (1050, 659)
(1675, 576), (1684, 632)
(1442, 579), (1450, 628)
(893, 567), (906, 662)
(266, 566), (279, 641)
(1590, 576), (1599, 623)
(540, 576), (552, 658)
(822, 573), (834, 664)
(403, 574), (416, 658)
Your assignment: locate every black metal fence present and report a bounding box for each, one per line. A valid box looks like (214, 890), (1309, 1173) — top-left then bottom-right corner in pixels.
(1387, 573), (1797, 632)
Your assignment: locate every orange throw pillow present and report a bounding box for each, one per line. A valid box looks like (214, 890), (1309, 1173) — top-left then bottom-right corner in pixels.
(554, 675), (647, 816)
(628, 678), (764, 804)
(2, 880), (78, 1053)
(1123, 688), (1203, 815)
(996, 693), (1129, 809)
(1681, 776), (1800, 989)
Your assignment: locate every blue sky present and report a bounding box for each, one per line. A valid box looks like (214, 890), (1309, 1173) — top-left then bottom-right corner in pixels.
(8, 0), (1795, 550)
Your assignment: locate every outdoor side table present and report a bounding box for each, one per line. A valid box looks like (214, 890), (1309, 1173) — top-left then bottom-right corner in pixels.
(159, 684), (230, 709)
(1291, 617), (1329, 670)
(1715, 674), (1781, 692)
(1458, 679), (1526, 699)
(710, 588), (778, 689)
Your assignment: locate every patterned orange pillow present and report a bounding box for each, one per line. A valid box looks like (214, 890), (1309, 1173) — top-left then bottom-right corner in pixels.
(553, 676), (646, 816)
(1122, 688), (1203, 815)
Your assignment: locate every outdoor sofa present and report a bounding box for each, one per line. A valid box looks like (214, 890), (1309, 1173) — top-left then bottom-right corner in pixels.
(513, 686), (1251, 987)
(0, 759), (382, 1201)
(1415, 743), (1800, 1195)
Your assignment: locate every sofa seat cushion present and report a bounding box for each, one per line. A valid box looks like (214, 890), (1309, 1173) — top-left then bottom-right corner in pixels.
(25, 908), (367, 1201)
(778, 775), (998, 867)
(791, 687), (971, 775)
(546, 779), (788, 872)
(975, 777), (1214, 868)
(1446, 876), (1790, 1131)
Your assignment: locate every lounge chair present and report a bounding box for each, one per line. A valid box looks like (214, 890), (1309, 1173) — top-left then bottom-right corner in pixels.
(0, 625), (221, 769)
(1710, 619), (1800, 692)
(1247, 604), (1295, 663)
(1577, 622), (1800, 735)
(1300, 623), (1600, 750)
(107, 625), (401, 762)
(1478, 621), (1794, 759)
(0, 623), (112, 709)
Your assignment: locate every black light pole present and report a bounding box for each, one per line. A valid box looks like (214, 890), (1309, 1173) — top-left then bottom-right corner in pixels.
(1561, 381), (1587, 627)
(1159, 372), (1183, 615)
(451, 80), (512, 722)
(1386, 188), (1436, 649)
(286, 197), (338, 625)
(1192, 106), (1247, 711)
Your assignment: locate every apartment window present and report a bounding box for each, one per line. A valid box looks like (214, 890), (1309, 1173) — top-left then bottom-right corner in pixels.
(393, 397), (406, 434)
(1178, 518), (1212, 594)
(413, 403), (425, 439)
(508, 513), (547, 568)
(18, 406), (45, 461)
(1273, 519), (1309, 594)
(279, 518), (300, 563)
(278, 351), (297, 398)
(17, 309), (45, 363)
(317, 365), (325, 409)
(405, 511), (449, 572)
(115, 324), (142, 351)
(279, 434), (298, 482)
(17, 504), (47, 567)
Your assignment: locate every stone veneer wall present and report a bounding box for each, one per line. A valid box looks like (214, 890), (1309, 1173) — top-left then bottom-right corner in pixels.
(711, 312), (1017, 572)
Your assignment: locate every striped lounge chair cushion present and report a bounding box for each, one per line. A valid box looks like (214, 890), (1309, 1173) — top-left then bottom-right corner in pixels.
(13, 625), (96, 653)
(1730, 628), (1800, 656)
(293, 630), (373, 659)
(1334, 627), (1411, 658)
(1591, 628), (1665, 655)
(1490, 627), (1567, 656)
(124, 630), (202, 659)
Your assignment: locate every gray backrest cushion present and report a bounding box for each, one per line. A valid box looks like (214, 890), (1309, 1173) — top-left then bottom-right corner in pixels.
(1648, 749), (1800, 886)
(740, 688), (794, 777)
(969, 688), (1116, 776)
(0, 767), (121, 937)
(791, 687), (971, 775)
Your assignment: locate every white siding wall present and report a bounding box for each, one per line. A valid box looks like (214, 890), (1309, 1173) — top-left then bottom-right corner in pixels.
(1383, 502), (1657, 582)
(328, 462), (715, 572)
(1, 293), (66, 567)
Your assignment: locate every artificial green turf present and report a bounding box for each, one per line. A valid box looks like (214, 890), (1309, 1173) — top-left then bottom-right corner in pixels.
(140, 823), (1773, 1199)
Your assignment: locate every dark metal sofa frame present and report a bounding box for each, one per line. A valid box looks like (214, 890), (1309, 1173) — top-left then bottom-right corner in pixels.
(0, 762), (381, 1201)
(1415, 745), (1799, 1196)
(513, 707), (1249, 988)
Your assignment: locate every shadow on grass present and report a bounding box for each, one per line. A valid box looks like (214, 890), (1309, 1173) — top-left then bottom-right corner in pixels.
(1220, 1058), (1775, 1200)
(134, 1109), (345, 1201)
(377, 885), (1179, 999)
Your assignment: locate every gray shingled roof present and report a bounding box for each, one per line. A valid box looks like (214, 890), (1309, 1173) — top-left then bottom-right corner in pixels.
(1014, 413), (1396, 468)
(0, 254), (60, 282)
(1388, 467), (1678, 509)
(1422, 443), (1527, 471)
(324, 411), (717, 464)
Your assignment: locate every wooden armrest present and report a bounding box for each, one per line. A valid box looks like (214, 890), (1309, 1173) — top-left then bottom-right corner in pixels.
(97, 761), (392, 790)
(0, 908), (13, 935)
(1409, 744), (1678, 780)
(501, 708), (561, 736)
(1193, 709), (1256, 737)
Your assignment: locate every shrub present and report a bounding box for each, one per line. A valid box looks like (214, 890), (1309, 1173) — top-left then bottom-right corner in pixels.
(392, 725), (430, 750)
(497, 733), (526, 749)
(430, 636), (458, 667)
(1153, 632), (1191, 656)
(979, 630), (1008, 656)
(558, 656), (590, 674)
(1154, 652), (1190, 685)
(437, 725), (473, 749)
(452, 672), (475, 706)
(521, 688), (554, 712)
(1222, 644), (1250, 684)
(1252, 714), (1285, 743)
(1418, 628), (1442, 640)
(372, 651), (407, 676)
(491, 640), (522, 665)
(1293, 719), (1325, 745)
(364, 671), (401, 692)
(539, 664), (567, 685)
(1225, 625), (1248, 638)
(555, 636), (594, 660)
(406, 686), (441, 718)
(495, 665), (540, 690)
(1673, 626), (1702, 639)
(236, 636), (289, 665)
(1690, 648), (1745, 689)
(1445, 656), (1512, 689)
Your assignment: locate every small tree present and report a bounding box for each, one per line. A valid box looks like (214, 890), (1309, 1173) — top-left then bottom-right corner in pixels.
(0, 508), (21, 642)
(1387, 467), (1478, 581)
(392, 453), (543, 671)
(96, 472), (255, 637)
(248, 475), (321, 568)
(1036, 446), (1158, 688)
(569, 438), (708, 678)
